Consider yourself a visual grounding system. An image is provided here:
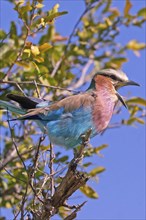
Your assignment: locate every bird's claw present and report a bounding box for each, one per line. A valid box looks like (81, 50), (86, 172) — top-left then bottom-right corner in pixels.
(80, 128), (92, 146)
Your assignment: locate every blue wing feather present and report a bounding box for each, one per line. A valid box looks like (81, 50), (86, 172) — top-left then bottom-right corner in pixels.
(42, 106), (96, 148)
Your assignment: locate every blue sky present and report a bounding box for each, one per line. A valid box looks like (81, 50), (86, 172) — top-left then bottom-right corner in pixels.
(0, 0), (145, 219)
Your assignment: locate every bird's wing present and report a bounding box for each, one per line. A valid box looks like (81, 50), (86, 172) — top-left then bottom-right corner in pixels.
(18, 92), (95, 120)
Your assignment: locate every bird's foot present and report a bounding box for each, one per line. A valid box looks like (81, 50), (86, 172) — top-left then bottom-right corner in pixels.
(80, 128), (92, 146)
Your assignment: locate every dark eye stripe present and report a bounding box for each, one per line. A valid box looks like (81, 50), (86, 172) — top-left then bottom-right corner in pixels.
(110, 75), (123, 82)
(98, 73), (123, 82)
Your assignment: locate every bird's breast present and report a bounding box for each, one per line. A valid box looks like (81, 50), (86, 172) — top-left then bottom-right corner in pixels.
(92, 88), (117, 133)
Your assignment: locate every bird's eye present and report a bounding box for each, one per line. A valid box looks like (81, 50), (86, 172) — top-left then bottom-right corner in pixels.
(110, 75), (117, 81)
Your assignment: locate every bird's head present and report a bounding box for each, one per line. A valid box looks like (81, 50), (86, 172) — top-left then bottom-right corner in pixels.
(88, 68), (140, 108)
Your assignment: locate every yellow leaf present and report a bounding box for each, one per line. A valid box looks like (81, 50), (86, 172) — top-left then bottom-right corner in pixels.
(90, 167), (106, 177)
(53, 3), (60, 11)
(124, 0), (132, 16)
(39, 43), (52, 52)
(15, 61), (30, 68)
(40, 18), (46, 27)
(5, 202), (12, 208)
(95, 144), (108, 153)
(34, 56), (44, 63)
(35, 3), (44, 9)
(97, 23), (107, 30)
(105, 17), (112, 26)
(31, 45), (40, 56)
(15, 162), (22, 168)
(127, 97), (146, 106)
(24, 48), (31, 57)
(125, 117), (145, 125)
(80, 184), (99, 199)
(135, 118), (145, 124)
(127, 40), (146, 50)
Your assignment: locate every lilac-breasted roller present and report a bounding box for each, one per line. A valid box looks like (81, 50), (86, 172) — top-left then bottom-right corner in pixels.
(0, 69), (139, 148)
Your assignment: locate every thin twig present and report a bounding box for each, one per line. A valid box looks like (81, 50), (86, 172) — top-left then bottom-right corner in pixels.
(0, 80), (78, 93)
(7, 118), (27, 172)
(64, 201), (87, 220)
(49, 142), (55, 197)
(29, 135), (45, 185)
(16, 83), (27, 96)
(33, 80), (41, 98)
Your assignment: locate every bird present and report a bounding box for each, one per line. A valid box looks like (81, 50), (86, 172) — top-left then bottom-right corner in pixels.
(0, 69), (139, 148)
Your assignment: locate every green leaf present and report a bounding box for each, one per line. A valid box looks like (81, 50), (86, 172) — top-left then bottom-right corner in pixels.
(54, 156), (69, 163)
(102, 0), (112, 13)
(124, 0), (132, 16)
(127, 97), (146, 106)
(80, 185), (99, 199)
(31, 61), (40, 73)
(106, 57), (128, 69)
(10, 21), (17, 38)
(83, 162), (92, 167)
(0, 30), (7, 40)
(90, 167), (106, 177)
(138, 8), (146, 19)
(44, 11), (68, 23)
(19, 2), (32, 14)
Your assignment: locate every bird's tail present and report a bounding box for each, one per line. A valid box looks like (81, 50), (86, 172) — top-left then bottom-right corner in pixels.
(0, 100), (26, 115)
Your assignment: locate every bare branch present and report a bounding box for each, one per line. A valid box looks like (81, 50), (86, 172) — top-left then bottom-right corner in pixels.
(50, 2), (98, 77)
(0, 80), (78, 93)
(40, 129), (92, 219)
(48, 142), (55, 197)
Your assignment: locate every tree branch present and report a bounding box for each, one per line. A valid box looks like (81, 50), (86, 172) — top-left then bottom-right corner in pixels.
(39, 129), (92, 219)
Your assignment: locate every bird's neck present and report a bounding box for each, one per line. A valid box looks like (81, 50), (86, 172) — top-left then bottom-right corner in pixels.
(92, 75), (118, 133)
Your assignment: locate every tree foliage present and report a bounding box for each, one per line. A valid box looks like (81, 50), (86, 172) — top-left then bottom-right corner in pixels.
(0, 0), (146, 219)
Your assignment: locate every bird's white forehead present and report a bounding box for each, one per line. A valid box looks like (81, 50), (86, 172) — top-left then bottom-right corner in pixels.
(97, 68), (129, 81)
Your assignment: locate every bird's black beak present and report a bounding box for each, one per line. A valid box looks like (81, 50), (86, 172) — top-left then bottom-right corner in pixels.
(116, 92), (127, 109)
(116, 80), (140, 109)
(123, 80), (140, 87)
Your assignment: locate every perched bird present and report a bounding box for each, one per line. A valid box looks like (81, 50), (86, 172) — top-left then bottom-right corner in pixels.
(0, 69), (139, 148)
